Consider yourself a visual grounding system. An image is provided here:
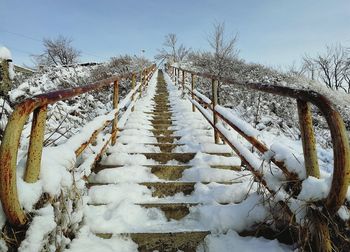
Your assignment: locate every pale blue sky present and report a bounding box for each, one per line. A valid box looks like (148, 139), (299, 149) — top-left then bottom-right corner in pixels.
(1, 0), (349, 68)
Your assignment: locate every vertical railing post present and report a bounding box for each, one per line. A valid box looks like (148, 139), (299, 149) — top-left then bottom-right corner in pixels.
(212, 79), (220, 144)
(143, 68), (148, 91)
(24, 105), (48, 183)
(297, 99), (331, 251)
(182, 69), (185, 92)
(176, 68), (179, 85)
(131, 73), (136, 112)
(297, 99), (320, 178)
(139, 70), (143, 96)
(111, 79), (119, 145)
(191, 73), (196, 112)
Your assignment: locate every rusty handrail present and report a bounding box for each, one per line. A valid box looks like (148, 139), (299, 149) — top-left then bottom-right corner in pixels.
(0, 64), (156, 226)
(168, 65), (350, 250)
(186, 86), (301, 183)
(169, 66), (350, 212)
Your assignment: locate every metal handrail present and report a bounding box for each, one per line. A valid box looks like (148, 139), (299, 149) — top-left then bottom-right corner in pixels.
(0, 64), (156, 226)
(168, 65), (349, 250)
(169, 66), (350, 214)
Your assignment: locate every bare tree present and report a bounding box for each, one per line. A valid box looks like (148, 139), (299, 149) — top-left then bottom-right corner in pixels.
(33, 35), (81, 67)
(302, 55), (316, 80)
(208, 22), (239, 77)
(343, 62), (350, 93)
(206, 22), (239, 103)
(163, 33), (177, 62)
(303, 44), (349, 92)
(155, 33), (191, 64)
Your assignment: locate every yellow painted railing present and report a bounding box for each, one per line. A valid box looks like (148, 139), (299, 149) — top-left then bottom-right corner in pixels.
(168, 65), (350, 251)
(0, 64), (156, 226)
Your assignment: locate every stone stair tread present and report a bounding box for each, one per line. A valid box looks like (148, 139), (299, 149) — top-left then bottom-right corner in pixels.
(145, 111), (173, 115)
(94, 229), (210, 252)
(86, 70), (254, 251)
(94, 164), (241, 176)
(87, 181), (240, 196)
(96, 164), (240, 168)
(96, 230), (209, 236)
(137, 152), (232, 157)
(88, 181), (240, 187)
(94, 229), (211, 252)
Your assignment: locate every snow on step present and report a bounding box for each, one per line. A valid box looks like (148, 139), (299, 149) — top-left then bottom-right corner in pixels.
(66, 70), (292, 251)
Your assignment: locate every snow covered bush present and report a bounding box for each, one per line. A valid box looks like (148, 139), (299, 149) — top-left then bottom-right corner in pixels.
(187, 52), (350, 149)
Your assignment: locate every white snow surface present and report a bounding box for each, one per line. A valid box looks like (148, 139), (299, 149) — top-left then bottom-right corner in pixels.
(65, 70), (292, 251)
(0, 68), (312, 251)
(18, 205), (56, 252)
(0, 46), (12, 60)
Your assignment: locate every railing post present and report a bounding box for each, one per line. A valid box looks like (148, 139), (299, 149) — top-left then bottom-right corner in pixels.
(212, 79), (220, 144)
(191, 73), (196, 112)
(297, 99), (320, 178)
(111, 79), (119, 145)
(176, 68), (179, 85)
(24, 105), (48, 183)
(139, 70), (143, 96)
(182, 69), (185, 92)
(131, 73), (136, 112)
(297, 99), (331, 251)
(143, 69), (148, 91)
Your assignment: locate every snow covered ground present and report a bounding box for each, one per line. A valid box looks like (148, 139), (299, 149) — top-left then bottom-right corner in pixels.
(63, 70), (294, 251)
(1, 66), (348, 251)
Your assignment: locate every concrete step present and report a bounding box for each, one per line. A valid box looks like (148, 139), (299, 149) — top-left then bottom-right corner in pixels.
(151, 119), (173, 125)
(145, 111), (173, 116)
(150, 109), (175, 114)
(87, 182), (196, 197)
(151, 123), (173, 130)
(155, 135), (180, 144)
(137, 202), (198, 220)
(88, 181), (237, 197)
(95, 231), (210, 252)
(151, 115), (172, 121)
(148, 164), (241, 180)
(141, 152), (233, 163)
(88, 202), (199, 220)
(151, 129), (176, 136)
(141, 152), (196, 163)
(141, 182), (196, 197)
(94, 164), (241, 177)
(146, 143), (183, 152)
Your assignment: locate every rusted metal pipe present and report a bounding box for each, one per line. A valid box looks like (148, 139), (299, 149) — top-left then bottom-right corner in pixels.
(111, 80), (119, 145)
(182, 69), (185, 92)
(297, 99), (320, 178)
(0, 64), (155, 226)
(0, 100), (35, 226)
(191, 73), (196, 112)
(24, 105), (48, 183)
(211, 79), (220, 144)
(131, 73), (136, 112)
(175, 66), (349, 214)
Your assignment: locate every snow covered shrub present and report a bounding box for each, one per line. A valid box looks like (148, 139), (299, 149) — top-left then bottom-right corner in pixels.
(187, 53), (350, 149)
(0, 56), (151, 250)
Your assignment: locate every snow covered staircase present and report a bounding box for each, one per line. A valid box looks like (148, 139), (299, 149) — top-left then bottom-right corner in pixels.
(83, 70), (249, 251)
